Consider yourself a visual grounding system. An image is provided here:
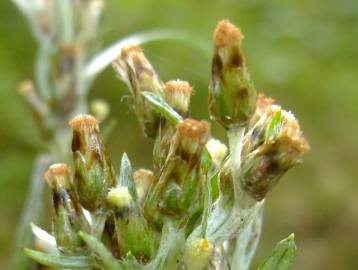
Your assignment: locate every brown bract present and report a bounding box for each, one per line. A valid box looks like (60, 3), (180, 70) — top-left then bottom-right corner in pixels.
(69, 114), (99, 132)
(177, 119), (210, 139)
(214, 19), (243, 48)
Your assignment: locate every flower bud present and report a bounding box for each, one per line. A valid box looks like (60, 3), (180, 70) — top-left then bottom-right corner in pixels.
(69, 114), (116, 211)
(18, 80), (47, 114)
(242, 94), (278, 156)
(183, 238), (214, 270)
(206, 138), (228, 167)
(175, 119), (211, 161)
(146, 119), (210, 225)
(90, 99), (110, 122)
(107, 185), (156, 262)
(241, 105), (310, 200)
(44, 164), (89, 254)
(208, 20), (257, 128)
(113, 45), (164, 138)
(164, 80), (193, 116)
(18, 79), (56, 138)
(107, 186), (132, 210)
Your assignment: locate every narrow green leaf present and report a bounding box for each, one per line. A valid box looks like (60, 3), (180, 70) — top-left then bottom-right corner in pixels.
(79, 231), (121, 270)
(142, 92), (183, 125)
(201, 149), (213, 173)
(210, 171), (220, 202)
(118, 153), (137, 201)
(200, 173), (212, 238)
(265, 110), (281, 141)
(24, 249), (96, 268)
(30, 223), (57, 254)
(85, 29), (210, 79)
(258, 234), (297, 270)
(101, 118), (117, 142)
(200, 149), (213, 237)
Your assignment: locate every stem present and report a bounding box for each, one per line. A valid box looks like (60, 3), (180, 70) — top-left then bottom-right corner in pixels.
(227, 126), (245, 198)
(210, 126), (258, 243)
(36, 40), (53, 100)
(56, 0), (74, 44)
(189, 126), (253, 243)
(11, 154), (53, 270)
(230, 204), (264, 270)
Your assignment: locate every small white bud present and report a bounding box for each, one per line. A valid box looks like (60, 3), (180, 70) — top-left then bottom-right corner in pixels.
(90, 99), (110, 122)
(107, 186), (132, 209)
(206, 138), (228, 167)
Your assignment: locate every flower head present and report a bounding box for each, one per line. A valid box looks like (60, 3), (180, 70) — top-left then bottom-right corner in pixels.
(209, 20), (257, 128)
(69, 114), (115, 211)
(241, 103), (310, 200)
(113, 45), (164, 137)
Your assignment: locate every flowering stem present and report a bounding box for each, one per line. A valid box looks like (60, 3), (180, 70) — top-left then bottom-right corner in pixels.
(209, 126), (258, 243)
(227, 125), (245, 198)
(231, 204), (264, 270)
(12, 154), (52, 270)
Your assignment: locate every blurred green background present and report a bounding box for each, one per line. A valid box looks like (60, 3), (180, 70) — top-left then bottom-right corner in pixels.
(1, 0), (357, 269)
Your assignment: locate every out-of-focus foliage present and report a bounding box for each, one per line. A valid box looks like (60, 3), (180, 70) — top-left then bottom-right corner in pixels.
(0, 0), (357, 269)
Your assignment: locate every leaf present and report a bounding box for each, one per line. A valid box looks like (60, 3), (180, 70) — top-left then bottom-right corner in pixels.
(265, 110), (281, 141)
(201, 149), (213, 173)
(11, 0), (33, 19)
(85, 29), (189, 78)
(258, 234), (297, 270)
(118, 153), (138, 201)
(200, 149), (213, 237)
(210, 171), (220, 202)
(30, 223), (58, 254)
(142, 92), (183, 125)
(101, 118), (117, 142)
(79, 231), (122, 270)
(24, 249), (96, 268)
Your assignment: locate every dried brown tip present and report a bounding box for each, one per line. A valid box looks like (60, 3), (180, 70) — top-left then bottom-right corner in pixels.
(18, 80), (34, 95)
(68, 114), (99, 132)
(120, 45), (143, 58)
(164, 80), (193, 95)
(280, 113), (310, 154)
(214, 19), (243, 48)
(44, 163), (69, 186)
(177, 119), (210, 139)
(249, 94), (276, 125)
(257, 93), (275, 111)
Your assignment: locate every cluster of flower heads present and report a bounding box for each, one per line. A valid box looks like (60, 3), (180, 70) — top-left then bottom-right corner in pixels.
(34, 20), (309, 270)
